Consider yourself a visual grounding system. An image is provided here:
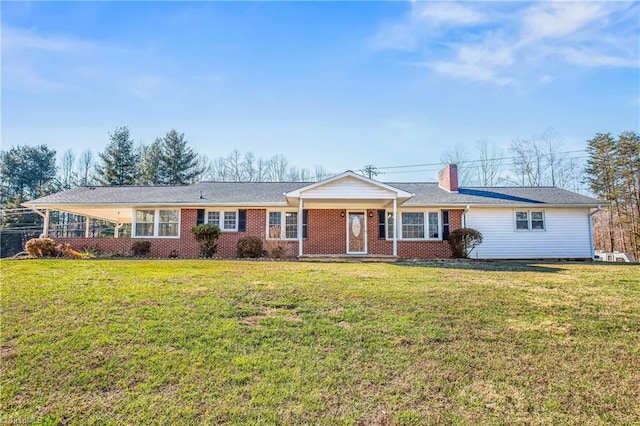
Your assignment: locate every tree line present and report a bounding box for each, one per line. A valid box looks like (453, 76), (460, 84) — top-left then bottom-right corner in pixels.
(439, 128), (585, 192)
(1, 126), (638, 259)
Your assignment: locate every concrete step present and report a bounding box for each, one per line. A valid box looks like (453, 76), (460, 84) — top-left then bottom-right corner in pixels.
(298, 254), (398, 263)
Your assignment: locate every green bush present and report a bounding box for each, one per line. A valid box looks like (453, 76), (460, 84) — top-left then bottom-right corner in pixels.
(237, 236), (263, 258)
(24, 238), (58, 258)
(448, 228), (483, 259)
(191, 224), (220, 258)
(131, 241), (151, 256)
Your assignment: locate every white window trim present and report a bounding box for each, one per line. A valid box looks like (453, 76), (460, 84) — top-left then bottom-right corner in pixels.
(205, 209), (238, 232)
(387, 210), (442, 241)
(266, 210), (299, 240)
(514, 210), (546, 232)
(132, 208), (181, 239)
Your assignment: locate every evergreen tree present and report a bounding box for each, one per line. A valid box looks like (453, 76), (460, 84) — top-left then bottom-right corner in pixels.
(614, 131), (640, 259)
(584, 133), (619, 251)
(139, 139), (163, 185)
(96, 126), (140, 185)
(0, 144), (58, 257)
(157, 130), (202, 184)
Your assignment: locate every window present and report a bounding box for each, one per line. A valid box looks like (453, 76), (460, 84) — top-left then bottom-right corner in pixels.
(134, 209), (180, 238)
(135, 210), (155, 237)
(205, 210), (238, 231)
(268, 212), (282, 238)
(402, 212), (425, 239)
(159, 210), (179, 237)
(267, 211), (298, 240)
(223, 212), (237, 230)
(531, 212), (545, 230)
(428, 212), (439, 239)
(516, 212), (529, 230)
(285, 212), (298, 239)
(515, 210), (545, 231)
(387, 212), (395, 239)
(207, 211), (220, 226)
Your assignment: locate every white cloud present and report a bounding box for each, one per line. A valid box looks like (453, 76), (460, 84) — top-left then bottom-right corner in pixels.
(373, 1), (639, 88)
(412, 2), (486, 25)
(560, 47), (639, 68)
(373, 2), (486, 51)
(2, 26), (97, 52)
(521, 2), (609, 41)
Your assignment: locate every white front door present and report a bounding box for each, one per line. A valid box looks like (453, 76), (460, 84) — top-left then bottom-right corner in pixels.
(347, 212), (367, 254)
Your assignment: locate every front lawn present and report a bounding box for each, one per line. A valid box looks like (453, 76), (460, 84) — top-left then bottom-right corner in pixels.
(1, 260), (639, 424)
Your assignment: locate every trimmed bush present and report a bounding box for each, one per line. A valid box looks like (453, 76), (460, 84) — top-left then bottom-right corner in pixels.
(131, 241), (151, 257)
(448, 228), (483, 259)
(192, 224), (220, 258)
(237, 236), (263, 258)
(25, 238), (57, 258)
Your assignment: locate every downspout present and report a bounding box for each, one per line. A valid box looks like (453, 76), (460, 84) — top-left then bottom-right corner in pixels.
(463, 205), (470, 228)
(588, 205), (602, 260)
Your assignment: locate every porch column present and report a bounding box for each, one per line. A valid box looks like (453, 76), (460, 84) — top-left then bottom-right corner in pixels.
(115, 223), (122, 239)
(393, 198), (398, 257)
(43, 209), (50, 238)
(298, 198), (303, 257)
(85, 216), (91, 238)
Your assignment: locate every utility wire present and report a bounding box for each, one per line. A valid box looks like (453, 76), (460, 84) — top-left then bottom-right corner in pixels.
(375, 149), (587, 171)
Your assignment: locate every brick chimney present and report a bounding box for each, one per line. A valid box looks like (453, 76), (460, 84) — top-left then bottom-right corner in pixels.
(438, 164), (458, 192)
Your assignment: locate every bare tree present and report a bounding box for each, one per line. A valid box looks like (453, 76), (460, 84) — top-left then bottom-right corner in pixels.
(440, 145), (472, 186)
(314, 165), (331, 182)
(76, 149), (94, 186)
(267, 155), (289, 181)
(59, 149), (77, 189)
(475, 140), (503, 187)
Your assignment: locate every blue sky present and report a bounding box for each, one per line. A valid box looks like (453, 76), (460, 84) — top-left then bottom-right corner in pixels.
(2, 1), (638, 181)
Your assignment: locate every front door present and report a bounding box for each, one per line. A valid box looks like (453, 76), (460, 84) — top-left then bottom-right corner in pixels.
(347, 212), (367, 254)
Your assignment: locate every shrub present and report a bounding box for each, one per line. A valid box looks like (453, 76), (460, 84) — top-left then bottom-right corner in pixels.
(25, 238), (57, 258)
(57, 243), (87, 259)
(237, 236), (263, 258)
(192, 224), (220, 258)
(269, 243), (287, 259)
(448, 228), (483, 259)
(131, 241), (151, 256)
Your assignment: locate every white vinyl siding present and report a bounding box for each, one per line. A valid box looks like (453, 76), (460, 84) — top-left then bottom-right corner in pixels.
(206, 210), (237, 231)
(302, 176), (396, 199)
(466, 208), (592, 259)
(134, 208), (180, 238)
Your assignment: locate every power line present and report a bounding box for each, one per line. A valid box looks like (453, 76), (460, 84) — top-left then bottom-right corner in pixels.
(380, 155), (590, 175)
(375, 149), (587, 171)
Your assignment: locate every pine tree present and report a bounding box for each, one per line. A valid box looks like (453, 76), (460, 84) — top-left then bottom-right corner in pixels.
(584, 133), (619, 251)
(96, 126), (140, 185)
(139, 139), (163, 185)
(157, 130), (202, 185)
(614, 131), (640, 259)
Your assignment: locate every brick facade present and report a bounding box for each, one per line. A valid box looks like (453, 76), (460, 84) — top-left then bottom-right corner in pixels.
(54, 207), (464, 260)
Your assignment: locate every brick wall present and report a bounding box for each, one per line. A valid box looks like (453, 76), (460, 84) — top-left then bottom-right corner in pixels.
(52, 207), (464, 260)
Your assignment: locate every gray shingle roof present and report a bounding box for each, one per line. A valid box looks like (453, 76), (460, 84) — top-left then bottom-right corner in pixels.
(26, 181), (603, 207)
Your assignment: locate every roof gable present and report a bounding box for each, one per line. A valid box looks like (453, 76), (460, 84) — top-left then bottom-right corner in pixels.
(285, 171), (412, 200)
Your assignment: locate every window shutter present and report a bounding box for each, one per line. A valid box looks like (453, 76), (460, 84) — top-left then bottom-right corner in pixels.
(196, 209), (205, 225)
(238, 209), (247, 232)
(378, 210), (386, 239)
(442, 210), (450, 241)
(303, 209), (308, 239)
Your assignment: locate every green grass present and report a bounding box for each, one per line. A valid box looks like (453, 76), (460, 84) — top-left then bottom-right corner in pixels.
(1, 260), (639, 425)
